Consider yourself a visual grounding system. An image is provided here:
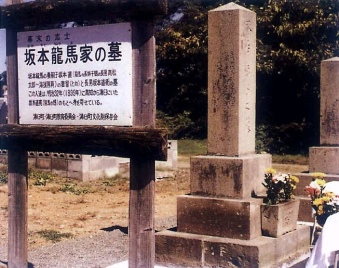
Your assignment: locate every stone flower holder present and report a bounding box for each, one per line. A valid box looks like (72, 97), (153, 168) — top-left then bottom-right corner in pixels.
(261, 198), (300, 238)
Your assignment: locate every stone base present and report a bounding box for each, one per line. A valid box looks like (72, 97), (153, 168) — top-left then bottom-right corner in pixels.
(293, 172), (339, 197)
(190, 154), (272, 199)
(293, 172), (339, 223)
(155, 225), (310, 268)
(177, 195), (262, 240)
(309, 147), (339, 174)
(298, 196), (314, 223)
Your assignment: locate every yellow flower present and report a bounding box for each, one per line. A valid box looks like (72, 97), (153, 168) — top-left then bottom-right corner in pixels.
(265, 168), (276, 175)
(315, 178), (326, 187)
(313, 198), (324, 206)
(312, 172), (326, 180)
(317, 205), (324, 215)
(290, 175), (299, 183)
(325, 192), (335, 198)
(322, 195), (332, 203)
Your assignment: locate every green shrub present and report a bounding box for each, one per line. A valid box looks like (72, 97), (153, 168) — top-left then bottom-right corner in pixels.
(29, 169), (55, 186)
(37, 229), (73, 243)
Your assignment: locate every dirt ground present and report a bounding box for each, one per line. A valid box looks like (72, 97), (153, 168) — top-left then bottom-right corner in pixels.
(0, 156), (307, 250)
(0, 156), (191, 250)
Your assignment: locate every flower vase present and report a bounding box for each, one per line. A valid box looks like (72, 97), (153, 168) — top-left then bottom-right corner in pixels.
(316, 213), (330, 227)
(261, 199), (300, 238)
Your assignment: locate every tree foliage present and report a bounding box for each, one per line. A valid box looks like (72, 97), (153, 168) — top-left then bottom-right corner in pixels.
(155, 0), (339, 153)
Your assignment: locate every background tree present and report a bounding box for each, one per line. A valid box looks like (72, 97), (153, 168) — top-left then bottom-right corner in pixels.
(0, 71), (6, 97)
(156, 0), (339, 154)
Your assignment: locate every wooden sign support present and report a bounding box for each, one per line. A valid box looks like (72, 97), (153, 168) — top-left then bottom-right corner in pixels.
(1, 1), (167, 267)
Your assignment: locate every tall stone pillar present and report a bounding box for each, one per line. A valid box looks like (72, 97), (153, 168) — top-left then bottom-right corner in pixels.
(156, 3), (309, 267)
(309, 57), (339, 174)
(208, 4), (256, 156)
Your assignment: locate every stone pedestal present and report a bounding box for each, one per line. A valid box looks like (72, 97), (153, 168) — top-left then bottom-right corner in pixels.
(190, 154), (271, 199)
(155, 3), (310, 267)
(177, 195), (262, 240)
(156, 225), (310, 268)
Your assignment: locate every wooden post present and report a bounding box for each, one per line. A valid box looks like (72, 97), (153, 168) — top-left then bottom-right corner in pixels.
(6, 1), (29, 267)
(1, 2), (166, 267)
(129, 19), (156, 267)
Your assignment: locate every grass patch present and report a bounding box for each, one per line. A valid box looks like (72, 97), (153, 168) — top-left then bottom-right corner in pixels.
(29, 169), (55, 186)
(0, 165), (8, 184)
(272, 154), (308, 165)
(37, 229), (73, 243)
(60, 183), (91, 195)
(177, 140), (308, 165)
(178, 139), (207, 156)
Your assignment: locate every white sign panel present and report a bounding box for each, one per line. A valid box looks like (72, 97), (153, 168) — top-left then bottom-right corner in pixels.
(17, 23), (133, 126)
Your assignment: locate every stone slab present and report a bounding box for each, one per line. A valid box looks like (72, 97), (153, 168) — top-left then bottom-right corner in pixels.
(190, 154), (271, 199)
(155, 225), (310, 268)
(309, 146), (339, 174)
(293, 172), (339, 197)
(177, 195), (262, 240)
(298, 196), (314, 223)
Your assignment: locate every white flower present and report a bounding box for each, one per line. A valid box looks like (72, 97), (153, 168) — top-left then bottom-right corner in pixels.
(273, 173), (288, 183)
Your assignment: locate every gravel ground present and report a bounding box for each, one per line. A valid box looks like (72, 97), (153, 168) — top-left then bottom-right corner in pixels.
(1, 229), (128, 268)
(0, 217), (177, 268)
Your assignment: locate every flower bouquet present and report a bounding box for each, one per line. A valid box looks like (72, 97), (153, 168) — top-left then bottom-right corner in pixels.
(262, 168), (299, 205)
(304, 172), (339, 226)
(261, 168), (300, 237)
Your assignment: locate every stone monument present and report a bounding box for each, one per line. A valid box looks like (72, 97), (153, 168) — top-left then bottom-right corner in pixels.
(295, 57), (339, 222)
(155, 3), (310, 267)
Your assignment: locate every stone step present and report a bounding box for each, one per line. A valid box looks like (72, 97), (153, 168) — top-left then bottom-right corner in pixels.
(156, 225), (310, 268)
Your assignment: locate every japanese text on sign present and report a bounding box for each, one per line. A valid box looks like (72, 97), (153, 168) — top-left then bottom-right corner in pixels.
(18, 23), (133, 126)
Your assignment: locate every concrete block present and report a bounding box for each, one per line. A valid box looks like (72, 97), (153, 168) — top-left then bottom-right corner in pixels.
(190, 154), (271, 199)
(309, 147), (339, 175)
(177, 195), (262, 240)
(156, 140), (178, 169)
(51, 157), (67, 171)
(36, 157), (51, 170)
(68, 159), (83, 172)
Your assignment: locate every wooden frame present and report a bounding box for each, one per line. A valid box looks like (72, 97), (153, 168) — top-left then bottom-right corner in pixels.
(0, 124), (167, 160)
(2, 1), (167, 267)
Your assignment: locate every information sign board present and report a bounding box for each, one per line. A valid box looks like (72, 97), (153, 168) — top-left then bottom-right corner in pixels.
(17, 23), (133, 126)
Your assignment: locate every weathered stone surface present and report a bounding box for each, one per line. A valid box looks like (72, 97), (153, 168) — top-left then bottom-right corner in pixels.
(207, 3), (256, 156)
(298, 196), (314, 222)
(320, 57), (339, 145)
(309, 146), (339, 175)
(190, 154), (271, 199)
(155, 225), (310, 268)
(177, 195), (262, 240)
(155, 230), (203, 267)
(261, 199), (299, 238)
(293, 172), (339, 222)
